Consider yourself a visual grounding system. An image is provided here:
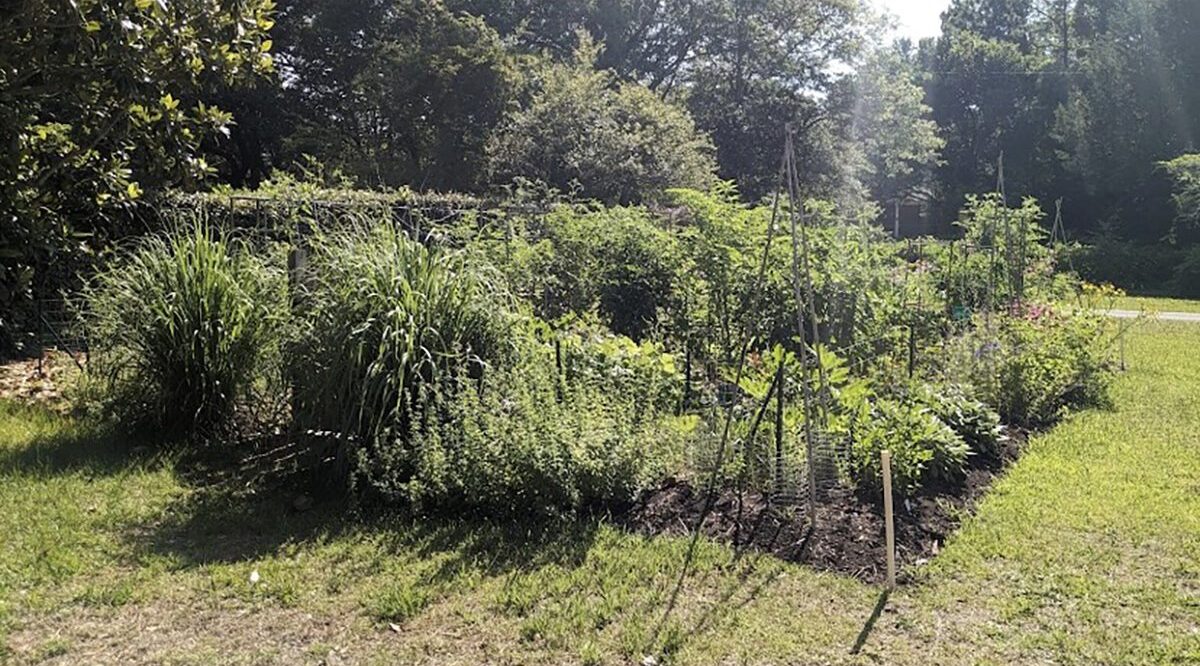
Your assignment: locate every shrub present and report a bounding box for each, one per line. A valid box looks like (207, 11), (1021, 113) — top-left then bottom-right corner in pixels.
(290, 219), (516, 468)
(83, 223), (284, 439)
(514, 206), (684, 341)
(1174, 245), (1200, 298)
(1069, 238), (1185, 295)
(1160, 153), (1200, 239)
(844, 397), (969, 496)
(555, 315), (683, 413)
(948, 305), (1113, 428)
(487, 42), (716, 204)
(378, 354), (680, 515)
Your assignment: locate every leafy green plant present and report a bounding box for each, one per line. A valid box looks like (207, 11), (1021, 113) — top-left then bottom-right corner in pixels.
(947, 305), (1113, 427)
(486, 37), (715, 204)
(83, 222), (284, 439)
(1068, 238), (1185, 296)
(555, 315), (683, 413)
(917, 384), (1003, 458)
(383, 352), (682, 516)
(952, 194), (1054, 309)
(844, 398), (969, 496)
(479, 204), (685, 341)
(1160, 154), (1200, 239)
(1174, 245), (1200, 298)
(2, 0), (274, 355)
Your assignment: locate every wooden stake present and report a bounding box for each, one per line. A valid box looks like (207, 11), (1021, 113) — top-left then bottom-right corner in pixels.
(882, 450), (896, 590)
(1120, 329), (1128, 372)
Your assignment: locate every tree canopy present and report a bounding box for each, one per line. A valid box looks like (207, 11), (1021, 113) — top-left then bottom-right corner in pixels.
(7, 0), (1200, 351)
(486, 43), (716, 205)
(1, 0), (274, 347)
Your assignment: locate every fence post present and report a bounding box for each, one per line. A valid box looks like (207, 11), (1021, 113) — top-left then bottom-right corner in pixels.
(882, 450), (896, 590)
(287, 220), (311, 419)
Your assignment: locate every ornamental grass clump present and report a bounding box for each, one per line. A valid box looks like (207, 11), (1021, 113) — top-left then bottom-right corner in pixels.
(84, 222), (285, 440)
(290, 219), (517, 486)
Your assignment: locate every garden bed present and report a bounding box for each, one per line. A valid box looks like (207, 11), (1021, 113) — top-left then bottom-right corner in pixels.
(621, 429), (1025, 583)
(0, 350), (84, 406)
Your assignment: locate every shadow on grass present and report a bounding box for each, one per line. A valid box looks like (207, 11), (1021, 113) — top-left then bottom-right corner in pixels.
(645, 498), (794, 660)
(134, 474), (602, 584)
(0, 403), (601, 584)
(1, 402), (783, 652)
(851, 588), (890, 655)
(0, 407), (162, 479)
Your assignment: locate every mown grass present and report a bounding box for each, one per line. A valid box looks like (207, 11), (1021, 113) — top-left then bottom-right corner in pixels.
(878, 319), (1200, 663)
(1113, 294), (1200, 313)
(1, 317), (1198, 664)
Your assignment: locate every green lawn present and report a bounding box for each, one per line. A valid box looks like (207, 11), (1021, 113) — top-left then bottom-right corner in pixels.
(1113, 294), (1200, 313)
(2, 319), (1199, 665)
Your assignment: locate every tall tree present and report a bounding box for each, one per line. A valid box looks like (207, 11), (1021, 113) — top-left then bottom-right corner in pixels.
(926, 0), (1055, 220)
(1052, 0), (1194, 239)
(486, 43), (717, 204)
(274, 0), (517, 191)
(0, 0), (275, 351)
(830, 44), (944, 210)
(459, 0), (866, 200)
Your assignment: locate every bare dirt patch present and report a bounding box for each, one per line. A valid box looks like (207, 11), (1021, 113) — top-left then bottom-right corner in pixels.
(0, 351), (83, 407)
(621, 431), (1025, 583)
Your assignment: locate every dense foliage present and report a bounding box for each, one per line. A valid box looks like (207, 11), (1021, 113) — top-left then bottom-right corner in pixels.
(945, 306), (1113, 427)
(486, 47), (716, 204)
(12, 0), (1200, 354)
(925, 0), (1200, 247)
(290, 220), (516, 465)
(275, 0), (516, 192)
(83, 224), (285, 438)
(1, 0), (274, 352)
(78, 188), (1118, 510)
(11, 0), (1153, 514)
(393, 356), (684, 515)
(283, 219), (687, 514)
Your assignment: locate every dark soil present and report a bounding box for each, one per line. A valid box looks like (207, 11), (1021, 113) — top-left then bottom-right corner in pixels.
(620, 431), (1026, 584)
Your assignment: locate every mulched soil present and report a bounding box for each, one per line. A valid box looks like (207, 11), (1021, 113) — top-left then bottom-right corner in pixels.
(620, 432), (1025, 584)
(0, 350), (85, 407)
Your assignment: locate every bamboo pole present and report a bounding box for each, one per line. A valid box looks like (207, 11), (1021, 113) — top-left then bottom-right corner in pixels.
(774, 362), (785, 499)
(785, 129), (819, 531)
